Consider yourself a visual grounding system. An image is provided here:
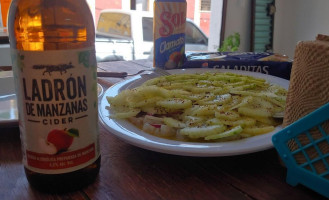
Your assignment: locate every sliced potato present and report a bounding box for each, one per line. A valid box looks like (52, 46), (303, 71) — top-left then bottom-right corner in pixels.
(156, 98), (192, 109)
(190, 105), (217, 116)
(163, 117), (186, 128)
(242, 126), (275, 136)
(205, 126), (243, 140)
(198, 94), (232, 105)
(180, 125), (227, 139)
(220, 117), (256, 127)
(238, 107), (272, 118)
(110, 108), (141, 119)
(215, 110), (240, 121)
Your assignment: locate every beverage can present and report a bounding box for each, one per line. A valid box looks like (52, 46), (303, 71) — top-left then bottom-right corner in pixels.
(153, 0), (186, 69)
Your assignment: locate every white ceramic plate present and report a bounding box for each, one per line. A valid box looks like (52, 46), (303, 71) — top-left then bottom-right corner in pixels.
(0, 71), (104, 127)
(99, 68), (289, 157)
(97, 83), (104, 98)
(0, 71), (18, 127)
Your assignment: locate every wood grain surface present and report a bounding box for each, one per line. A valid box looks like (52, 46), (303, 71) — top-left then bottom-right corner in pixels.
(0, 60), (326, 200)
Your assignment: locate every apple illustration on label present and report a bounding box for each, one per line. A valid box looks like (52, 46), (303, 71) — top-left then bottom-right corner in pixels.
(39, 128), (79, 155)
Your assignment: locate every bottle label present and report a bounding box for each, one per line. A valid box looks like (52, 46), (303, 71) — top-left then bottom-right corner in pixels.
(153, 0), (186, 69)
(11, 48), (100, 174)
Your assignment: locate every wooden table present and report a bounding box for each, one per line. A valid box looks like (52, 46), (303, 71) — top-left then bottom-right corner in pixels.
(0, 60), (326, 200)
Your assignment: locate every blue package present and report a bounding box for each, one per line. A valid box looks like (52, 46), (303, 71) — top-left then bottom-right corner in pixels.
(182, 52), (292, 80)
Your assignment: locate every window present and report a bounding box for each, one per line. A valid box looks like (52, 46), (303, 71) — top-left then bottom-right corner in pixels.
(142, 18), (207, 45)
(200, 0), (211, 11)
(185, 21), (208, 45)
(142, 17), (153, 42)
(97, 12), (132, 38)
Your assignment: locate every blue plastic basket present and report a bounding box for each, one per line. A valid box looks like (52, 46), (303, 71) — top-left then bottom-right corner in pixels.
(272, 102), (329, 198)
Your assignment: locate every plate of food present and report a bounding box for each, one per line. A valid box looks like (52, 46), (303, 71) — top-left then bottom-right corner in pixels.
(98, 68), (289, 156)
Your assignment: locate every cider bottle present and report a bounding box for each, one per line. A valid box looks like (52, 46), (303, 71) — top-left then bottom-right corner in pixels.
(8, 0), (100, 193)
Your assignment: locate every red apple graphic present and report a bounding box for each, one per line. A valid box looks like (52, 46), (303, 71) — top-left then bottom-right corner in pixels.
(46, 128), (79, 154)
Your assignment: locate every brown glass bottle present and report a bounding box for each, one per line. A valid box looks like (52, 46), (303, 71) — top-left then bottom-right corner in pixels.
(8, 0), (100, 193)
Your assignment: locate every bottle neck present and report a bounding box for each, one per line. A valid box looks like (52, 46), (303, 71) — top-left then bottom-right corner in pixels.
(8, 0), (95, 51)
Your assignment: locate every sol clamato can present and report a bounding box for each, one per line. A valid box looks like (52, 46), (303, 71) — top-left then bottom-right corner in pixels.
(153, 0), (187, 69)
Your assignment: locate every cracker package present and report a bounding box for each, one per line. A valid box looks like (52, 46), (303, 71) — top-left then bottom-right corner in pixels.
(182, 52), (292, 80)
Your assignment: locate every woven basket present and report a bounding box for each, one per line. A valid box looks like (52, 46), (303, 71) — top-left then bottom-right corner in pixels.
(283, 34), (329, 165)
(283, 34), (329, 127)
(272, 34), (329, 198)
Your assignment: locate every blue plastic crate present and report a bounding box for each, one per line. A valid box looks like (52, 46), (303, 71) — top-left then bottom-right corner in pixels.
(272, 102), (329, 198)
